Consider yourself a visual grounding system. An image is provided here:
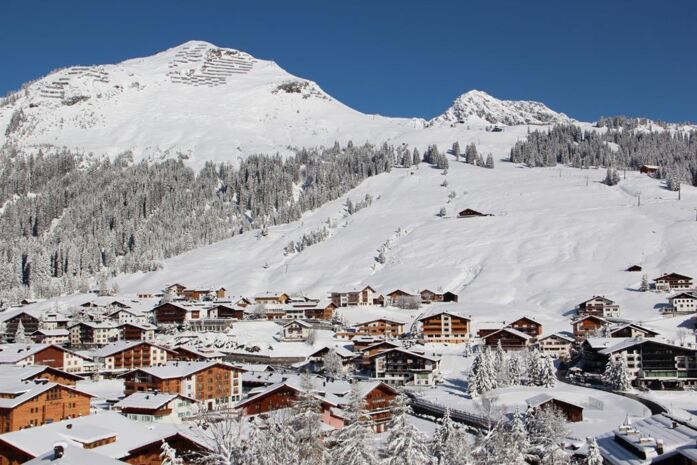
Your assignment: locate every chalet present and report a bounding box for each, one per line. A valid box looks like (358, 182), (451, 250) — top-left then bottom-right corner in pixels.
(572, 315), (610, 341)
(577, 296), (621, 318)
(418, 311), (470, 343)
(355, 318), (406, 338)
(165, 283), (187, 296)
(254, 292), (290, 305)
(114, 391), (197, 424)
(37, 313), (69, 331)
(386, 289), (420, 308)
(107, 307), (148, 325)
(171, 346), (225, 362)
(654, 273), (694, 291)
(508, 316), (544, 338)
(367, 348), (440, 386)
(668, 292), (697, 313)
(476, 324), (504, 338)
(1, 313), (40, 343)
(608, 323), (660, 339)
(0, 344), (92, 374)
(458, 208), (490, 218)
(307, 346), (356, 373)
(67, 321), (119, 348)
(152, 302), (206, 325)
(116, 322), (156, 341)
(639, 164), (659, 174)
(0, 381), (92, 433)
(297, 300), (337, 320)
(30, 329), (69, 345)
(596, 414), (697, 465)
(625, 265), (643, 272)
(206, 304), (245, 319)
(90, 341), (174, 373)
(330, 286), (383, 307)
(236, 377), (398, 432)
(598, 339), (697, 388)
(0, 411), (207, 465)
(482, 327), (532, 350)
(122, 361), (244, 410)
(281, 320), (312, 341)
(351, 335), (386, 352)
(358, 340), (401, 361)
(182, 286), (226, 301)
(525, 394), (584, 422)
(419, 289), (459, 304)
(536, 333), (575, 359)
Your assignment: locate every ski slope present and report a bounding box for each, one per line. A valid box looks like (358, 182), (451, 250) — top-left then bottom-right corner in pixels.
(116, 150), (697, 338)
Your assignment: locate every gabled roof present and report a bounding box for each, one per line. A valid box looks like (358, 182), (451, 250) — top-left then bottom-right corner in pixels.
(24, 444), (128, 465)
(526, 393), (584, 410)
(90, 341), (173, 358)
(572, 314), (609, 325)
(579, 295), (615, 306)
(537, 332), (575, 343)
(669, 292), (697, 300)
(608, 323), (660, 337)
(355, 317), (407, 326)
(114, 391), (194, 410)
(0, 343), (91, 364)
(282, 319), (312, 328)
(654, 273), (693, 281)
(31, 329), (70, 337)
(484, 327), (532, 340)
(174, 345), (225, 359)
(598, 338), (697, 356)
(0, 365), (83, 383)
(509, 315), (543, 326)
(0, 382), (93, 409)
(308, 345), (355, 359)
(366, 347), (440, 362)
(417, 310), (470, 321)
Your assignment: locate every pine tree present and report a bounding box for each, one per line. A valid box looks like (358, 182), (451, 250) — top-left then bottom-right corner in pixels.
(412, 148), (420, 166)
(438, 207), (447, 217)
(585, 437), (603, 465)
(602, 354), (632, 391)
(160, 440), (182, 465)
(465, 143), (478, 165)
(330, 383), (378, 465)
(640, 273), (649, 291)
(507, 353), (522, 385)
(292, 373), (328, 465)
(527, 347), (543, 386)
(322, 349), (343, 378)
(382, 394), (429, 465)
(14, 320), (29, 344)
(539, 354), (557, 388)
(452, 142), (461, 162)
(485, 154), (495, 169)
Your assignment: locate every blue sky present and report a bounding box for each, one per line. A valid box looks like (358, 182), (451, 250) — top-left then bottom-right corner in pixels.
(1, 0), (695, 122)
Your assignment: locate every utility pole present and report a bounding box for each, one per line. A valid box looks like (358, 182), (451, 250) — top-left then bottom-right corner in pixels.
(637, 192), (641, 207)
(678, 184), (681, 201)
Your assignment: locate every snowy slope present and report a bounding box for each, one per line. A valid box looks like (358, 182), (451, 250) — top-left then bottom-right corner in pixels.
(114, 135), (697, 339)
(430, 89), (573, 126)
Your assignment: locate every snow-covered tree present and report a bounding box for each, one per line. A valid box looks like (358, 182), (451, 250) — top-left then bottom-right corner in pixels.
(604, 167), (621, 186)
(452, 142), (461, 162)
(469, 348), (497, 397)
(160, 440), (182, 465)
(640, 273), (649, 291)
(465, 143), (478, 165)
(585, 437), (603, 465)
(14, 320), (30, 344)
(539, 354), (557, 388)
(507, 353), (522, 385)
(193, 408), (244, 465)
(292, 373), (328, 465)
(330, 382), (377, 465)
(322, 349), (343, 377)
(382, 394), (429, 465)
(438, 207), (447, 217)
(485, 154), (495, 169)
(525, 405), (569, 460)
(602, 354), (632, 391)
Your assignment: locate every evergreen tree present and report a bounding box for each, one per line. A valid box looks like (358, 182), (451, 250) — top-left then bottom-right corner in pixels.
(527, 347), (543, 386)
(14, 320), (29, 344)
(602, 354), (632, 391)
(412, 148), (421, 166)
(507, 353), (522, 386)
(640, 273), (649, 291)
(292, 373), (328, 465)
(604, 167), (621, 186)
(465, 143), (478, 165)
(585, 438), (603, 465)
(539, 354), (557, 388)
(485, 154), (495, 169)
(330, 383), (378, 465)
(382, 394), (429, 465)
(452, 142), (461, 162)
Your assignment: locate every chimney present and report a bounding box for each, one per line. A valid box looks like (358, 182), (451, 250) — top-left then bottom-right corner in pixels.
(66, 423), (73, 430)
(53, 442), (66, 458)
(656, 439), (664, 455)
(672, 421), (678, 429)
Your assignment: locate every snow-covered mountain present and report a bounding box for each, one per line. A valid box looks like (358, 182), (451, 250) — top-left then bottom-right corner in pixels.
(0, 40), (424, 165)
(0, 41), (578, 166)
(430, 89), (573, 126)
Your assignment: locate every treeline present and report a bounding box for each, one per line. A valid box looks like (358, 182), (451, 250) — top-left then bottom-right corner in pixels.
(0, 141), (398, 305)
(509, 124), (697, 185)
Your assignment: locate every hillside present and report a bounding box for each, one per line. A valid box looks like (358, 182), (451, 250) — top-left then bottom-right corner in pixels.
(116, 148), (697, 338)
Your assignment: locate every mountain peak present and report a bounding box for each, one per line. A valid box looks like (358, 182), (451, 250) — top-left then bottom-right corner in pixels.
(431, 89), (572, 126)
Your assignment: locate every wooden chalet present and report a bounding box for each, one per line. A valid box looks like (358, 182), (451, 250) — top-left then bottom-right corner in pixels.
(3, 313), (40, 343)
(526, 394), (584, 422)
(572, 315), (610, 341)
(254, 292), (290, 305)
(30, 329), (69, 345)
(535, 333), (575, 359)
(654, 273), (694, 291)
(639, 164), (659, 174)
(91, 341), (175, 372)
(577, 296), (621, 318)
(0, 344), (92, 374)
(171, 346), (225, 362)
(418, 311), (470, 343)
(668, 292), (697, 313)
(152, 302), (204, 325)
(281, 320), (312, 341)
(508, 316), (543, 338)
(608, 323), (659, 339)
(367, 348), (440, 386)
(330, 286), (383, 307)
(182, 287), (226, 301)
(355, 318), (406, 338)
(116, 322), (156, 341)
(419, 289), (458, 303)
(482, 327), (532, 350)
(165, 283), (187, 296)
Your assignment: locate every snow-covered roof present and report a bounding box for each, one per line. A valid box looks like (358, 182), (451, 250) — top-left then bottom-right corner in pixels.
(24, 444), (127, 465)
(525, 393), (584, 410)
(598, 338), (697, 356)
(90, 340), (170, 358)
(114, 391), (193, 410)
(417, 309), (470, 321)
(31, 329), (70, 336)
(0, 411), (185, 459)
(0, 365), (83, 383)
(0, 381), (92, 409)
(537, 332), (575, 343)
(485, 327), (532, 340)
